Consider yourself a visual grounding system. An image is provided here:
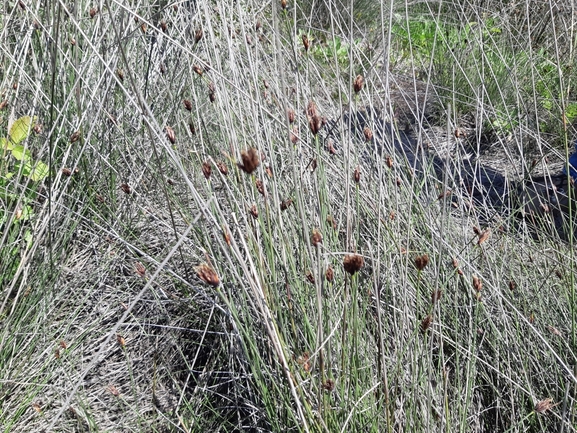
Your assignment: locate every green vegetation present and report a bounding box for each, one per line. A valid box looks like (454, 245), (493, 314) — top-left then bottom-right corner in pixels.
(0, 115), (47, 290)
(0, 1), (576, 432)
(391, 12), (577, 142)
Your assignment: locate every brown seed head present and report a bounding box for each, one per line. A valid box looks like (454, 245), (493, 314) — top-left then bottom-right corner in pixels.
(195, 263), (220, 287)
(454, 127), (466, 138)
(255, 20), (262, 31)
(363, 126), (373, 142)
(353, 166), (361, 183)
(509, 280), (516, 290)
(327, 139), (337, 154)
(431, 289), (442, 304)
(281, 0), (287, 9)
(217, 161), (228, 176)
(107, 385), (120, 397)
(473, 226), (481, 236)
(343, 254), (364, 275)
(306, 270), (315, 284)
(534, 398), (554, 414)
(289, 126), (299, 144)
(478, 229), (490, 245)
(280, 198), (293, 211)
(308, 115), (323, 135)
(238, 147), (260, 174)
(120, 183), (132, 194)
(202, 161), (212, 179)
(195, 28), (203, 43)
(116, 69), (124, 82)
(89, 7), (98, 18)
(0, 100), (7, 110)
(189, 122), (196, 135)
(452, 258), (463, 275)
(193, 64), (204, 76)
(249, 204), (258, 219)
(287, 108), (296, 124)
(69, 131), (81, 143)
(385, 155), (393, 168)
(116, 334), (126, 347)
(135, 262), (146, 277)
(140, 23), (147, 33)
(437, 190), (452, 200)
(322, 379), (335, 392)
(325, 265), (334, 282)
(183, 99), (192, 111)
(310, 158), (317, 171)
(311, 229), (322, 246)
(255, 179), (265, 196)
(353, 74), (364, 93)
(222, 228), (231, 246)
(306, 100), (324, 135)
(302, 34), (310, 51)
(296, 352), (310, 371)
(208, 82), (216, 102)
(160, 20), (167, 32)
(165, 126), (176, 143)
(421, 315), (433, 333)
(473, 275), (482, 292)
(415, 254), (429, 271)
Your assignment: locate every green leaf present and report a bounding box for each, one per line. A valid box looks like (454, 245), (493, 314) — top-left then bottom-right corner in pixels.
(28, 160), (49, 181)
(16, 161), (31, 177)
(24, 229), (33, 247)
(8, 116), (35, 146)
(17, 207), (33, 223)
(11, 145), (31, 161)
(566, 103), (577, 121)
(0, 137), (10, 151)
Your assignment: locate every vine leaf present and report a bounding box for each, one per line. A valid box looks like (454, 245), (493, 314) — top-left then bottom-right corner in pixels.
(8, 116), (35, 146)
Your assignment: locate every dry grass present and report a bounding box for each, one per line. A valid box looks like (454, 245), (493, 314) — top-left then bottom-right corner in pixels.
(1, 0), (577, 432)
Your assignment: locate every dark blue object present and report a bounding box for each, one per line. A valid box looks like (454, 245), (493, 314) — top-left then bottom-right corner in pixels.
(563, 140), (577, 181)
